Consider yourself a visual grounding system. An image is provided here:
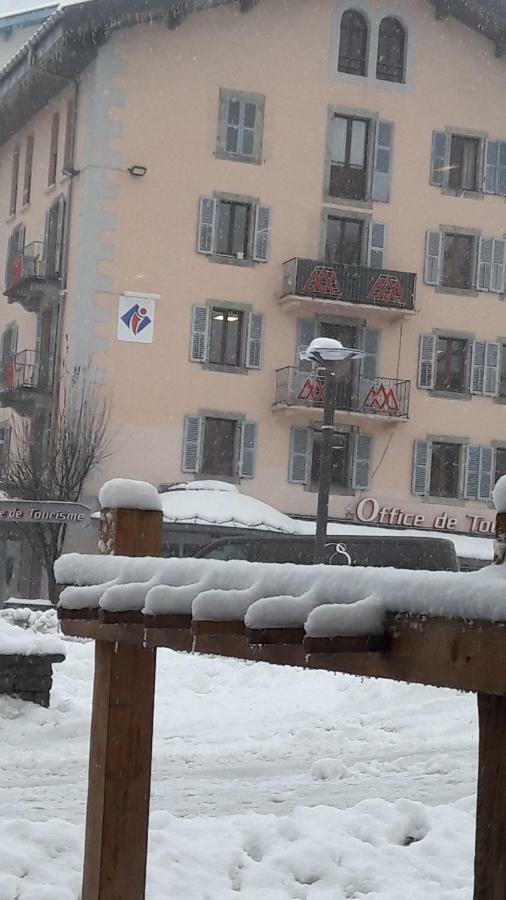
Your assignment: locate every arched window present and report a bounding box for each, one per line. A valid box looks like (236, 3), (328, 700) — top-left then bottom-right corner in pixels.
(376, 17), (406, 83)
(338, 10), (368, 77)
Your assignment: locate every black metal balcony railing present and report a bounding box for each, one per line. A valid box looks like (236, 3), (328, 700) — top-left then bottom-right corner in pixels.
(0, 350), (40, 393)
(274, 368), (410, 419)
(282, 258), (416, 311)
(5, 242), (46, 292)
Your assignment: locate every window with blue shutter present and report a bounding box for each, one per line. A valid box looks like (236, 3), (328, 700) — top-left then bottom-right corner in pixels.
(190, 306), (209, 362)
(246, 314), (263, 369)
(471, 341), (485, 394)
(430, 132), (449, 186)
(217, 90), (265, 165)
(465, 445), (495, 500)
(412, 440), (430, 496)
(197, 197), (217, 254)
(352, 433), (372, 490)
(491, 240), (506, 294)
(288, 427), (311, 484)
(424, 231), (442, 285)
(182, 416), (203, 473)
(484, 140), (506, 195)
(253, 205), (271, 262)
(371, 121), (393, 202)
(239, 422), (257, 478)
(361, 328), (379, 382)
(484, 342), (500, 396)
(367, 222), (387, 269)
(418, 335), (436, 389)
(477, 238), (493, 291)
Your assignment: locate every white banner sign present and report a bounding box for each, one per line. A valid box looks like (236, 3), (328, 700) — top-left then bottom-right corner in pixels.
(0, 501), (90, 524)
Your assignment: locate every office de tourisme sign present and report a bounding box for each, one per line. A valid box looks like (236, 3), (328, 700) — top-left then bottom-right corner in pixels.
(355, 497), (495, 535)
(0, 500), (90, 524)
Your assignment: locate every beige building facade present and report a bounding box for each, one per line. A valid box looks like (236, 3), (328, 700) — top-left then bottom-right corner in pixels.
(0, 0), (504, 591)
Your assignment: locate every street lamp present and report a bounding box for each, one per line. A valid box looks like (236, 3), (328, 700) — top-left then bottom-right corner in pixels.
(300, 337), (366, 564)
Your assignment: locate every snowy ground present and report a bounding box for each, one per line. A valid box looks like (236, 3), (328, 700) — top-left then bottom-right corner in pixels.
(0, 634), (478, 899)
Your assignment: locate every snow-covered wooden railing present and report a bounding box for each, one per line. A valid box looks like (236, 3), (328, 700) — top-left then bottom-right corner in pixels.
(57, 477), (506, 900)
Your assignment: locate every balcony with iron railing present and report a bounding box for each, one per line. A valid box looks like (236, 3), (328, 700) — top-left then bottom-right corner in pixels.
(280, 258), (416, 315)
(4, 242), (60, 311)
(0, 350), (53, 415)
(274, 368), (410, 420)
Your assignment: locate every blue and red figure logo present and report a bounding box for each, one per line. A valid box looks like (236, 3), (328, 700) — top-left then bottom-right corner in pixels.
(121, 303), (151, 336)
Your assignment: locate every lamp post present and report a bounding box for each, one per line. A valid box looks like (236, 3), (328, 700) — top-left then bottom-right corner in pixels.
(300, 338), (366, 564)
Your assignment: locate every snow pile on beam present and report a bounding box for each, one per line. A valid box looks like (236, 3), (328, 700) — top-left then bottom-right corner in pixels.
(98, 478), (163, 511)
(57, 553), (506, 635)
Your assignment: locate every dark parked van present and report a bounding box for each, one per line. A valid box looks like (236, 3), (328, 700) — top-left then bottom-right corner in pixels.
(195, 533), (459, 571)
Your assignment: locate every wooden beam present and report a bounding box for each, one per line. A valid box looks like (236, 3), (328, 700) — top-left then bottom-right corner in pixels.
(82, 504), (162, 900)
(306, 615), (506, 695)
(81, 640), (156, 900)
(474, 693), (506, 899)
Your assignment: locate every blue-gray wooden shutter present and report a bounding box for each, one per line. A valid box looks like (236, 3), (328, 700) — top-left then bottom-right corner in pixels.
(484, 140), (499, 194)
(189, 306), (209, 362)
(371, 121), (393, 202)
(253, 205), (271, 262)
(498, 142), (506, 196)
(288, 426), (311, 484)
(246, 313), (263, 369)
(197, 197), (217, 254)
(367, 222), (387, 269)
(352, 433), (372, 490)
(182, 415), (203, 473)
(491, 239), (506, 294)
(239, 421), (257, 478)
(55, 194), (66, 276)
(424, 230), (442, 285)
(484, 341), (500, 396)
(479, 447), (495, 500)
(470, 340), (485, 394)
(412, 439), (430, 496)
(477, 237), (493, 291)
(0, 423), (11, 477)
(430, 131), (449, 186)
(418, 334), (436, 389)
(296, 319), (317, 372)
(361, 328), (379, 381)
(464, 444), (480, 499)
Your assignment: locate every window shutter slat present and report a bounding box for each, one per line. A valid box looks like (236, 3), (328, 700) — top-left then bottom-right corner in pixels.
(55, 195), (66, 277)
(470, 340), (486, 394)
(484, 140), (499, 194)
(464, 445), (481, 499)
(371, 120), (393, 202)
(288, 427), (311, 484)
(367, 222), (387, 269)
(361, 327), (379, 381)
(484, 341), (500, 396)
(239, 421), (257, 478)
(253, 205), (271, 262)
(352, 433), (372, 490)
(182, 415), (203, 473)
(418, 334), (436, 389)
(424, 230), (442, 285)
(412, 440), (430, 496)
(491, 239), (506, 294)
(430, 131), (449, 186)
(479, 447), (495, 501)
(497, 142), (506, 196)
(246, 313), (263, 369)
(197, 197), (217, 254)
(296, 319), (317, 372)
(477, 237), (493, 291)
(189, 306), (209, 362)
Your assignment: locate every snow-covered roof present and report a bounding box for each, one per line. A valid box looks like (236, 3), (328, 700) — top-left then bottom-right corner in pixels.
(159, 483), (308, 535)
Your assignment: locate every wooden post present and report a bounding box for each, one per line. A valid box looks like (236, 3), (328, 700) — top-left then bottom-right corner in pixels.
(474, 693), (506, 899)
(82, 504), (162, 900)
